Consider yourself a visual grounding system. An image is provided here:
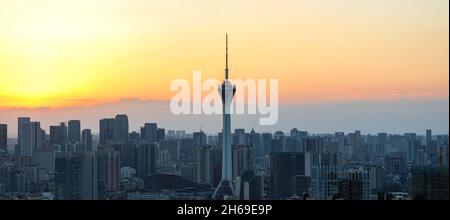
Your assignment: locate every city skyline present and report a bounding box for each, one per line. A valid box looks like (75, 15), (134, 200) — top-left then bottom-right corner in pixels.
(1, 98), (448, 136)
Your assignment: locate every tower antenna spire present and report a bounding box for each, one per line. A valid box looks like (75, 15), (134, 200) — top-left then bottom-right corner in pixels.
(225, 34), (229, 80)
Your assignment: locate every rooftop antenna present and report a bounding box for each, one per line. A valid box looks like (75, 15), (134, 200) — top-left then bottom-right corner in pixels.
(225, 34), (229, 80)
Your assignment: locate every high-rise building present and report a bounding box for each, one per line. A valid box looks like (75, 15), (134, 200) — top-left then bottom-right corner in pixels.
(235, 170), (263, 200)
(426, 129), (432, 143)
(411, 166), (449, 200)
(82, 152), (98, 200)
(261, 133), (272, 155)
(129, 131), (140, 143)
(99, 118), (114, 145)
(213, 34), (237, 200)
(194, 130), (207, 181)
(50, 122), (68, 146)
(113, 114), (129, 144)
(55, 152), (83, 200)
(234, 129), (246, 145)
(249, 129), (262, 157)
(269, 152), (306, 199)
(338, 169), (370, 200)
(157, 128), (165, 141)
(140, 123), (158, 143)
(136, 143), (158, 178)
(232, 144), (256, 179)
(17, 117), (30, 148)
(119, 143), (136, 169)
(385, 153), (407, 176)
(20, 121), (42, 157)
(197, 145), (222, 186)
(68, 120), (81, 143)
(0, 124), (7, 151)
(106, 150), (120, 192)
(81, 129), (93, 152)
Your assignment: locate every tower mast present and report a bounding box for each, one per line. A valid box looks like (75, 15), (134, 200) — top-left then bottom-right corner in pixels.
(225, 33), (229, 80)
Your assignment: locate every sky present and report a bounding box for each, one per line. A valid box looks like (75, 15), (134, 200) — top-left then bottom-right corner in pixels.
(0, 0), (448, 135)
(0, 0), (448, 108)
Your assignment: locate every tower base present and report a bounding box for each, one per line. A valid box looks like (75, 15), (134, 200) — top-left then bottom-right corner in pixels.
(212, 179), (235, 200)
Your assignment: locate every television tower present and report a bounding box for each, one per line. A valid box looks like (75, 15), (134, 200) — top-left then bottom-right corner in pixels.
(212, 34), (236, 199)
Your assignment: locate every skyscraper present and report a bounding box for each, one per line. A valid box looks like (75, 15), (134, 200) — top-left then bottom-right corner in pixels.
(50, 122), (68, 146)
(113, 114), (129, 144)
(269, 152), (306, 199)
(426, 129), (432, 143)
(55, 152), (83, 200)
(82, 152), (98, 200)
(213, 34), (236, 199)
(136, 143), (158, 178)
(17, 117), (30, 149)
(99, 118), (114, 145)
(20, 121), (42, 157)
(68, 120), (81, 143)
(82, 129), (93, 152)
(140, 123), (158, 143)
(0, 124), (7, 151)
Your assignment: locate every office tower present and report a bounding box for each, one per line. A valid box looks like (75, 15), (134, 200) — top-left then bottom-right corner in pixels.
(261, 133), (272, 155)
(17, 117), (30, 148)
(404, 133), (418, 162)
(0, 124), (7, 151)
(384, 153), (407, 176)
(269, 152), (306, 199)
(194, 131), (207, 181)
(81, 129), (93, 152)
(20, 121), (42, 157)
(235, 170), (263, 200)
(179, 138), (194, 162)
(232, 144), (256, 179)
(197, 145), (222, 186)
(55, 152), (83, 200)
(0, 162), (14, 192)
(426, 140), (438, 166)
(309, 152), (341, 200)
(411, 166), (449, 200)
(157, 128), (165, 141)
(426, 129), (432, 143)
(107, 150), (120, 192)
(129, 131), (140, 143)
(249, 129), (262, 156)
(368, 165), (385, 193)
(68, 120), (81, 143)
(213, 34), (237, 200)
(82, 152), (98, 200)
(99, 118), (114, 145)
(338, 169), (370, 200)
(234, 129), (246, 145)
(50, 122), (68, 146)
(140, 123), (158, 143)
(119, 143), (136, 168)
(113, 114), (129, 144)
(348, 131), (361, 160)
(136, 143), (158, 178)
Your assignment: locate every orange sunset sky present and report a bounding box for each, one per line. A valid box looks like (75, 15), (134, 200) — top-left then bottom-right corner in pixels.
(0, 0), (448, 109)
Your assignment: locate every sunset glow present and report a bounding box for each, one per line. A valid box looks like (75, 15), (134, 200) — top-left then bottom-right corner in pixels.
(0, 0), (448, 108)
